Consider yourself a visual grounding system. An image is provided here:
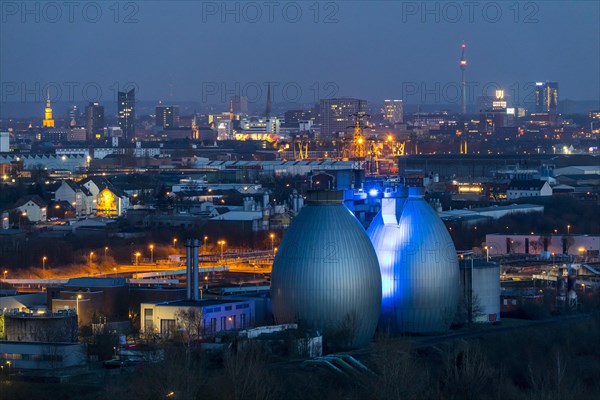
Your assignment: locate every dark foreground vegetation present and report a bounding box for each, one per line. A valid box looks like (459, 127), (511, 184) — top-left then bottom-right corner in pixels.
(4, 313), (600, 400)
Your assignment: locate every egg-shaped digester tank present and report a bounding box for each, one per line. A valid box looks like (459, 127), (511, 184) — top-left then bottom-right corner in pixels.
(270, 191), (382, 348)
(367, 187), (460, 333)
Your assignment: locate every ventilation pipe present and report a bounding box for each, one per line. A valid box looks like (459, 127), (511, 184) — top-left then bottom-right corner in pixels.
(185, 239), (192, 300)
(193, 239), (200, 301)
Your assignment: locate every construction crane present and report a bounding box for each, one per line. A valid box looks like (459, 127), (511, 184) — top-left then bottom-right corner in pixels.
(459, 139), (468, 154)
(385, 134), (406, 157)
(392, 141), (405, 156)
(293, 136), (310, 160)
(296, 141), (309, 160)
(367, 139), (381, 175)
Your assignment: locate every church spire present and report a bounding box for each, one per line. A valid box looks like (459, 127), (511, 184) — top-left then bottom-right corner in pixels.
(42, 88), (55, 128)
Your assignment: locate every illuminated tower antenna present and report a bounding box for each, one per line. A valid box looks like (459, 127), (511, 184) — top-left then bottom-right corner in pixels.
(265, 82), (272, 118)
(459, 41), (468, 115)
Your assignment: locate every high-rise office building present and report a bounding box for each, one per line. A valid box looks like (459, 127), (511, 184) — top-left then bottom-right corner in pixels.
(230, 95), (249, 115)
(479, 89), (513, 133)
(85, 102), (105, 141)
(535, 82), (559, 113)
(156, 105), (180, 128)
(382, 100), (404, 124)
(118, 89), (135, 139)
(319, 98), (368, 139)
(0, 132), (9, 153)
(284, 109), (313, 127)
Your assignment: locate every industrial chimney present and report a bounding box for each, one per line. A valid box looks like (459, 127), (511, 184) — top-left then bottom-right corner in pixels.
(185, 239), (201, 301)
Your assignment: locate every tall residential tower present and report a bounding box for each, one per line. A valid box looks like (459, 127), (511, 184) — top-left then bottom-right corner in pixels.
(535, 82), (559, 113)
(118, 89), (135, 139)
(382, 100), (404, 124)
(85, 102), (105, 140)
(155, 104), (180, 129)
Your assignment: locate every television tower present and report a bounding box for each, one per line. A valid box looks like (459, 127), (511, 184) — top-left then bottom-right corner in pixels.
(459, 41), (468, 115)
(265, 82), (272, 118)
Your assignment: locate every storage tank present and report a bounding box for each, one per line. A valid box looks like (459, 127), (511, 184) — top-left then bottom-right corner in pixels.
(367, 186), (460, 333)
(459, 259), (501, 323)
(271, 191), (381, 348)
(4, 310), (78, 342)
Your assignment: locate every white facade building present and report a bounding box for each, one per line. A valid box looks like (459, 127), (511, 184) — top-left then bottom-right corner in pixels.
(14, 195), (47, 223)
(141, 299), (255, 338)
(54, 180), (95, 216)
(506, 180), (552, 200)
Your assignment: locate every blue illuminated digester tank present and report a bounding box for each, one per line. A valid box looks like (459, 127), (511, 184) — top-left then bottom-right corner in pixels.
(367, 187), (459, 333)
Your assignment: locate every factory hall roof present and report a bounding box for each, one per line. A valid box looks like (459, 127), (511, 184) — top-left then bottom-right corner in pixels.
(65, 277), (127, 287)
(151, 299), (247, 307)
(507, 180), (548, 190)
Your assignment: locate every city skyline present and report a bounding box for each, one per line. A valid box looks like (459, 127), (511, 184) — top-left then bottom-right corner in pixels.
(1, 2), (599, 397)
(1, 2), (599, 106)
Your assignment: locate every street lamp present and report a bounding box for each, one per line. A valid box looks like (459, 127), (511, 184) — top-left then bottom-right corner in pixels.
(89, 252), (94, 270)
(76, 294), (82, 324)
(172, 238), (178, 248)
(5, 361), (10, 378)
(42, 256), (47, 277)
(135, 252), (141, 266)
(204, 236), (208, 254)
(104, 246), (109, 259)
(484, 246), (491, 262)
(218, 240), (226, 259)
(149, 244), (154, 264)
(269, 233), (275, 254)
(3, 270), (7, 280)
(567, 224), (571, 235)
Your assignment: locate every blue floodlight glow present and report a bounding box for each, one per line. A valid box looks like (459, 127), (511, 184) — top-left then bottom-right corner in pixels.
(369, 189), (379, 197)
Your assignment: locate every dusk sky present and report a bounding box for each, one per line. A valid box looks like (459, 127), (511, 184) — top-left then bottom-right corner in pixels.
(1, 1), (599, 106)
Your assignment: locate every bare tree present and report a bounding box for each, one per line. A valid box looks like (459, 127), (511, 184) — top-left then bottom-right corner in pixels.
(530, 238), (543, 254)
(526, 348), (581, 400)
(175, 308), (203, 343)
(221, 343), (280, 400)
(328, 310), (361, 351)
(562, 236), (575, 255)
(368, 339), (430, 400)
(438, 343), (496, 400)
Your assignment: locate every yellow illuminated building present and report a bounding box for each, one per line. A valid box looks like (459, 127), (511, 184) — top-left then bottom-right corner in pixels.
(96, 188), (118, 216)
(42, 90), (55, 128)
(458, 185), (483, 193)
